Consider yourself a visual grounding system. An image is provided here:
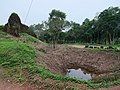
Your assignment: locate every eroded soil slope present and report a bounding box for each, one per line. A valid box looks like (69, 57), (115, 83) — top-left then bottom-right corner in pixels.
(35, 44), (120, 75)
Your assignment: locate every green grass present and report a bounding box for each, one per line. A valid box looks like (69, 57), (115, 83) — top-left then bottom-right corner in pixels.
(89, 47), (120, 54)
(113, 44), (120, 48)
(81, 43), (120, 54)
(0, 31), (44, 44)
(0, 39), (35, 68)
(0, 39), (120, 89)
(66, 42), (120, 49)
(0, 31), (10, 39)
(0, 39), (36, 82)
(92, 73), (120, 83)
(20, 33), (43, 43)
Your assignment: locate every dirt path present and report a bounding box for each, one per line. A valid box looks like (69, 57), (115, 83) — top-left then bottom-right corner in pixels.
(69, 45), (85, 48)
(69, 44), (120, 50)
(0, 79), (33, 90)
(98, 85), (120, 90)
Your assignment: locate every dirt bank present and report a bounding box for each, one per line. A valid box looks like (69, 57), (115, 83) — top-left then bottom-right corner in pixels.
(35, 44), (120, 75)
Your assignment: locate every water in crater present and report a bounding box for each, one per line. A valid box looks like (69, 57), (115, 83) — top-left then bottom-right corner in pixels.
(66, 68), (94, 80)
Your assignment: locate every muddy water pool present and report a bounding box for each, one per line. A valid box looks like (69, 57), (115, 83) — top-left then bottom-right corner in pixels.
(66, 68), (95, 80)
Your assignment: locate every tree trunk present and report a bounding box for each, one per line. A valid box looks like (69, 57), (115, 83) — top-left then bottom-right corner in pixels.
(53, 36), (56, 48)
(112, 31), (115, 45)
(108, 33), (112, 45)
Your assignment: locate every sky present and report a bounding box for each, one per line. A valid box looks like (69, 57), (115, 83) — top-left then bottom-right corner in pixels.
(0, 0), (120, 26)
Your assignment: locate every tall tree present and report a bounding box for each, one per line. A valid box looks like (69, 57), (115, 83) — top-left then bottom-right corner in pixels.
(95, 7), (120, 44)
(48, 9), (67, 48)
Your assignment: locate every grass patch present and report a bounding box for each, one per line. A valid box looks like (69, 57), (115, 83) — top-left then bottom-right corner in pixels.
(113, 44), (120, 48)
(85, 45), (120, 54)
(0, 39), (35, 82)
(0, 31), (10, 39)
(94, 48), (120, 54)
(89, 79), (120, 89)
(92, 73), (120, 83)
(20, 33), (42, 43)
(0, 39), (35, 68)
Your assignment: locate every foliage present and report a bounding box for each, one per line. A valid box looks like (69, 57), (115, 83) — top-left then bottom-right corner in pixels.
(29, 7), (120, 45)
(94, 7), (120, 44)
(0, 25), (4, 31)
(20, 33), (41, 43)
(28, 9), (71, 47)
(48, 9), (67, 48)
(0, 31), (8, 39)
(27, 23), (45, 38)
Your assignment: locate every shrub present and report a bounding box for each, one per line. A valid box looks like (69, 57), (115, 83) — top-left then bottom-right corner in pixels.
(89, 46), (93, 48)
(108, 46), (114, 49)
(100, 46), (104, 49)
(85, 45), (89, 48)
(0, 25), (4, 31)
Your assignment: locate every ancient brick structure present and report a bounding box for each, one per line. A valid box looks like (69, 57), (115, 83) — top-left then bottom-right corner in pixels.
(4, 13), (28, 37)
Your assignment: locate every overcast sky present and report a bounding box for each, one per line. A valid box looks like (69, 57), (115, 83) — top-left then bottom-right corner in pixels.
(0, 0), (120, 26)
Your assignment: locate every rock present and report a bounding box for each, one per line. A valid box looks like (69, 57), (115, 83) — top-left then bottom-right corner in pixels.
(3, 13), (28, 37)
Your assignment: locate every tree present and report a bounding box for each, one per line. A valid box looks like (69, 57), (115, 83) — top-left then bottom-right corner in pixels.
(28, 7), (120, 45)
(0, 25), (4, 31)
(48, 9), (67, 48)
(95, 7), (120, 44)
(80, 18), (95, 43)
(65, 22), (81, 43)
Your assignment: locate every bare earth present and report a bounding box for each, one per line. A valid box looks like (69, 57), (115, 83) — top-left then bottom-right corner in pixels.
(0, 79), (33, 90)
(98, 85), (120, 90)
(35, 44), (120, 90)
(35, 44), (120, 75)
(0, 43), (120, 90)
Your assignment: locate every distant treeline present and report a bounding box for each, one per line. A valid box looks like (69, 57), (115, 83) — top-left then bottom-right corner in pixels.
(1, 6), (120, 45)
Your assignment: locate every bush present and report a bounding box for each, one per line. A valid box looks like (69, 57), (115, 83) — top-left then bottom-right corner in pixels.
(100, 46), (104, 49)
(89, 46), (93, 48)
(94, 46), (98, 48)
(106, 46), (114, 49)
(0, 25), (4, 31)
(38, 48), (46, 53)
(85, 45), (89, 48)
(115, 38), (120, 44)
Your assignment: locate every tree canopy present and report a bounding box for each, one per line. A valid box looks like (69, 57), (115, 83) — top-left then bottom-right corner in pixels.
(28, 7), (120, 45)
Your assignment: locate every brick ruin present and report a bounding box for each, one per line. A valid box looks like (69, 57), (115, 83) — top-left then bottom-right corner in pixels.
(4, 13), (28, 37)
